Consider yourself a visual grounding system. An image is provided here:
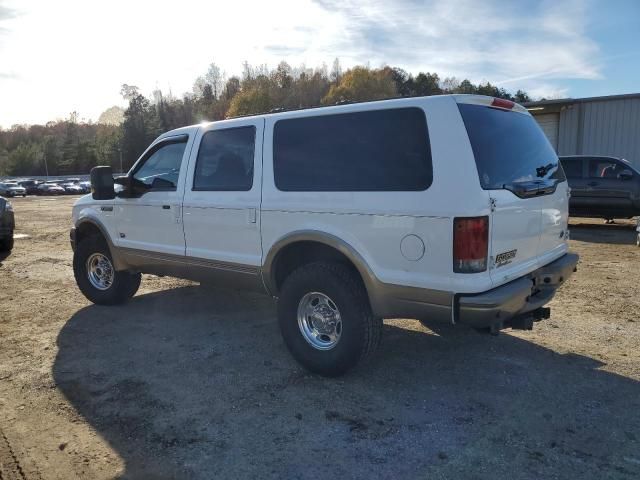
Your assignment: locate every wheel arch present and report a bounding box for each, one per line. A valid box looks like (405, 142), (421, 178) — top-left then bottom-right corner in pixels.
(262, 230), (379, 303)
(74, 217), (127, 270)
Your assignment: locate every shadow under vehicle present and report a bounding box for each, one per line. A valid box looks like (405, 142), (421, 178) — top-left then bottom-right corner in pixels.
(53, 285), (640, 479)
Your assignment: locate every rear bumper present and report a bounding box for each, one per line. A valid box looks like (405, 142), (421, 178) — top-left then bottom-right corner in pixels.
(456, 252), (579, 329)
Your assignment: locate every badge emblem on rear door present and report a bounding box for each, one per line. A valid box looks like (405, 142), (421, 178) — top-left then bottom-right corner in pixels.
(495, 249), (517, 267)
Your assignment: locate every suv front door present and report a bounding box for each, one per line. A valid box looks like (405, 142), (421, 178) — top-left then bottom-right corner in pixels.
(115, 134), (192, 257)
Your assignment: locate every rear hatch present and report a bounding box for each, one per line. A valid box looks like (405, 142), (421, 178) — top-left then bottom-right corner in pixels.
(456, 96), (568, 287)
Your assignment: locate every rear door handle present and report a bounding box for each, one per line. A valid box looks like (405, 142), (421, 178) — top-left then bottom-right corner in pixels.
(587, 181), (599, 187)
(162, 205), (171, 209)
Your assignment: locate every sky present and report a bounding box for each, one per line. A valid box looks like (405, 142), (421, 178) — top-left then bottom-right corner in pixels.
(0, 0), (638, 127)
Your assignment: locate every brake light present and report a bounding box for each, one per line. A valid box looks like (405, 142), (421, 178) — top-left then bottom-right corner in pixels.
(453, 216), (489, 273)
(490, 98), (515, 110)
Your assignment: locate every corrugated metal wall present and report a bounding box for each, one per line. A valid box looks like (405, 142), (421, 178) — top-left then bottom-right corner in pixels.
(556, 97), (640, 169)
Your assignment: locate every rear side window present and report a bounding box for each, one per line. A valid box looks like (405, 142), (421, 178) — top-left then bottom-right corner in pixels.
(193, 126), (256, 191)
(559, 158), (583, 178)
(273, 108), (432, 191)
(458, 104), (566, 190)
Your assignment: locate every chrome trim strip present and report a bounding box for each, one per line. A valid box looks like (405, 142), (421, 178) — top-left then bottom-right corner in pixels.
(118, 247), (259, 275)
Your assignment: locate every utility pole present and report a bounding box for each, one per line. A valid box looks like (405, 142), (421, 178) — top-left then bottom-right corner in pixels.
(43, 153), (49, 179)
(119, 148), (123, 174)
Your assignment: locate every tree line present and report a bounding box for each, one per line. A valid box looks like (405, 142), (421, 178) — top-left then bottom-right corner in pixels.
(0, 61), (531, 176)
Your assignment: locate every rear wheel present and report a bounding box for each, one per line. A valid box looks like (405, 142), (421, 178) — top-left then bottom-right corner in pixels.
(277, 262), (382, 376)
(73, 234), (141, 305)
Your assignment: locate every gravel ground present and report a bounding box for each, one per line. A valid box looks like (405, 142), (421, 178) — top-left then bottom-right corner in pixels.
(0, 196), (639, 479)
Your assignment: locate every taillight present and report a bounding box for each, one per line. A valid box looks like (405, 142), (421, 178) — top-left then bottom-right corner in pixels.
(490, 98), (515, 110)
(453, 216), (488, 273)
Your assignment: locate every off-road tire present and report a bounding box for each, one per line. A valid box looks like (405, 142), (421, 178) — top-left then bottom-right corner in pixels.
(0, 231), (13, 252)
(277, 262), (382, 376)
(73, 234), (141, 305)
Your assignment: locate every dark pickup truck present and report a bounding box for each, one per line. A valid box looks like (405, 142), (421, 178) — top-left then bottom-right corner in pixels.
(559, 155), (640, 221)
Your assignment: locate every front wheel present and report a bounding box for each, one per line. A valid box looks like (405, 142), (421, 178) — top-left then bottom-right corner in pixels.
(277, 262), (382, 376)
(73, 234), (141, 305)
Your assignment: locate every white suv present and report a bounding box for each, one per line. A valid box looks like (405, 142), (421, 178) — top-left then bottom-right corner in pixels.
(71, 95), (578, 376)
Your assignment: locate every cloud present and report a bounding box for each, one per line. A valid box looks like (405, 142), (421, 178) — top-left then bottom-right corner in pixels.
(0, 2), (17, 35)
(0, 0), (606, 125)
(305, 0), (601, 96)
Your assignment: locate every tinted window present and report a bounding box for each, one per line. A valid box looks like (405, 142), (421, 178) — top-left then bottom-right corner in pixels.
(273, 108), (432, 191)
(559, 158), (583, 178)
(193, 127), (256, 191)
(588, 158), (625, 179)
(133, 140), (187, 190)
(459, 104), (566, 190)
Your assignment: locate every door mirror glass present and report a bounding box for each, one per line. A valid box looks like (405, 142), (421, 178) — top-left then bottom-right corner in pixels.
(90, 166), (115, 200)
(618, 169), (633, 180)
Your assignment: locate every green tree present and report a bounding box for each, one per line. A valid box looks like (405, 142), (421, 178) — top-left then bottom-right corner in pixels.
(413, 72), (442, 96)
(322, 66), (397, 105)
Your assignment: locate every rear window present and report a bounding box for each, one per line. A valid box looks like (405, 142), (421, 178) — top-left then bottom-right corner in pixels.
(273, 107), (432, 191)
(458, 104), (566, 190)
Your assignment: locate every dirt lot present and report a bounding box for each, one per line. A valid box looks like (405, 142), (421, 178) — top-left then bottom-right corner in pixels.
(0, 196), (639, 479)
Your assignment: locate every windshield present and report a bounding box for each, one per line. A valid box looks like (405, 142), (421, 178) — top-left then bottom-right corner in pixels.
(458, 103), (566, 191)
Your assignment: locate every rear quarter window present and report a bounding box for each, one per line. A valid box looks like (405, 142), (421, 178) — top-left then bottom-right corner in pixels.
(458, 104), (565, 189)
(273, 107), (432, 191)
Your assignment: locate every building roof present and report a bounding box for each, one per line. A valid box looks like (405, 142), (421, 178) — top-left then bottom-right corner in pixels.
(523, 92), (640, 108)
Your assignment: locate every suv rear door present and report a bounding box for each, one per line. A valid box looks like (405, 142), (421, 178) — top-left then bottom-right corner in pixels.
(182, 118), (264, 271)
(457, 96), (568, 286)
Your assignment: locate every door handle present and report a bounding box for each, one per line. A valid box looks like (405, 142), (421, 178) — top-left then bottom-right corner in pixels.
(587, 181), (598, 187)
(162, 205), (171, 209)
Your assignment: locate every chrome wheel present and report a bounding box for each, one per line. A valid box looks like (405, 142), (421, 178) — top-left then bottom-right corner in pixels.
(86, 252), (114, 291)
(297, 292), (342, 350)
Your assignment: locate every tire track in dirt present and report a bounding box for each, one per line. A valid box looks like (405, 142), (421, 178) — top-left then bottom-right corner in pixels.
(0, 429), (26, 480)
(0, 430), (42, 480)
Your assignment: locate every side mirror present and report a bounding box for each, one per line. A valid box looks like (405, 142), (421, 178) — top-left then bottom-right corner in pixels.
(618, 169), (633, 180)
(90, 166), (115, 200)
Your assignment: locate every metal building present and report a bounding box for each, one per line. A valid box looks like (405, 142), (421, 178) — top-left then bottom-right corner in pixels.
(524, 93), (640, 169)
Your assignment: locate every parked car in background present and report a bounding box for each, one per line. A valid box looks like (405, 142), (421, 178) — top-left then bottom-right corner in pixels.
(37, 183), (66, 195)
(0, 182), (27, 197)
(559, 155), (640, 222)
(0, 197), (15, 252)
(17, 179), (42, 195)
(60, 182), (84, 194)
(78, 181), (92, 193)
